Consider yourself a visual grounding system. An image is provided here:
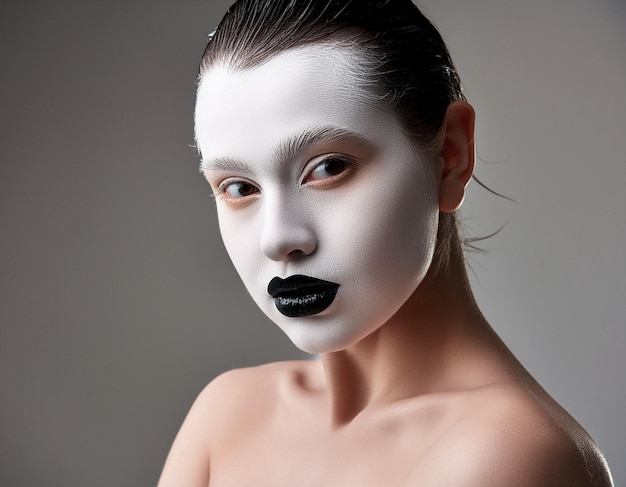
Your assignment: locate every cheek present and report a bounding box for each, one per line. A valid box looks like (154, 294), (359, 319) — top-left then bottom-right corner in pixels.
(355, 198), (436, 276)
(217, 209), (260, 279)
(335, 160), (438, 269)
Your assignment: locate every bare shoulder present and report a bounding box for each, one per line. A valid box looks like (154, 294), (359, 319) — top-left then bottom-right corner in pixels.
(188, 360), (317, 442)
(423, 384), (613, 487)
(200, 359), (320, 406)
(158, 360), (314, 487)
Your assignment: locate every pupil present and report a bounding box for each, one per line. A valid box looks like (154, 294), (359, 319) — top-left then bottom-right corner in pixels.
(238, 183), (254, 196)
(324, 159), (345, 176)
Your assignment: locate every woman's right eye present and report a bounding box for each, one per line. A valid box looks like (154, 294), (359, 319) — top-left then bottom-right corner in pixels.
(217, 181), (260, 201)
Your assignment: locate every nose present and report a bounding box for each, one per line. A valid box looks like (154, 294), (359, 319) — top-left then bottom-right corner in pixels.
(259, 197), (317, 262)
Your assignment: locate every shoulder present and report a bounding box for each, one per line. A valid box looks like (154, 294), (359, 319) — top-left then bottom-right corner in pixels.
(186, 359), (326, 444)
(198, 359), (318, 408)
(158, 361), (314, 487)
(423, 384), (613, 487)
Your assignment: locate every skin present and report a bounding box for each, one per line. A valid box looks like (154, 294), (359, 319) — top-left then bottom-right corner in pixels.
(158, 47), (614, 486)
(196, 48), (440, 354)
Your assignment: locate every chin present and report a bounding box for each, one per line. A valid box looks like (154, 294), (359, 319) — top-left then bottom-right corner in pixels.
(281, 319), (376, 355)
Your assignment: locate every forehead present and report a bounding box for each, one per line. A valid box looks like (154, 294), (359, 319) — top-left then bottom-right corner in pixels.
(198, 44), (376, 110)
(194, 46), (402, 164)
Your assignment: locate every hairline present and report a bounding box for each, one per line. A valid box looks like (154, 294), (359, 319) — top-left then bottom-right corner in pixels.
(196, 42), (441, 159)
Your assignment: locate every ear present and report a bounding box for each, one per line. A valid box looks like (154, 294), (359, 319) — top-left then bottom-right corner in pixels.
(438, 101), (475, 213)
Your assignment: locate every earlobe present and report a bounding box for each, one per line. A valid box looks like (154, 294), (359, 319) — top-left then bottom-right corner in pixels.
(438, 101), (475, 213)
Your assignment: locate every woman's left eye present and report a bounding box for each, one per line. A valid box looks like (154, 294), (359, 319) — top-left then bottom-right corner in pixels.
(304, 157), (353, 183)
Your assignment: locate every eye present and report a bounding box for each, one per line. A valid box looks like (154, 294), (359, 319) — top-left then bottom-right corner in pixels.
(217, 180), (260, 201)
(303, 157), (353, 184)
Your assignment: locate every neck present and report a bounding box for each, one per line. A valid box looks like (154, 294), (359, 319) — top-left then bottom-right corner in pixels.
(319, 253), (509, 426)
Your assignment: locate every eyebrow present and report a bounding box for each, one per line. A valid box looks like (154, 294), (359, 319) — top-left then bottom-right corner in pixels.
(199, 126), (366, 173)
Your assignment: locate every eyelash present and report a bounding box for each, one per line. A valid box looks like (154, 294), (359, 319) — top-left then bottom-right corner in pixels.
(214, 155), (357, 204)
(302, 156), (357, 184)
(213, 180), (259, 202)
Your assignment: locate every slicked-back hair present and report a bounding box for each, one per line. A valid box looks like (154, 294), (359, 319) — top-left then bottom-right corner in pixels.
(200, 0), (464, 148)
(199, 0), (468, 274)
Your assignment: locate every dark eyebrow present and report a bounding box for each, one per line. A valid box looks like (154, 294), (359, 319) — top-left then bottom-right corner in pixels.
(199, 126), (366, 173)
(272, 126), (364, 164)
(199, 155), (253, 174)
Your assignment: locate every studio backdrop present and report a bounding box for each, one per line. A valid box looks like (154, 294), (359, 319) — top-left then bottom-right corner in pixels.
(1, 1), (624, 485)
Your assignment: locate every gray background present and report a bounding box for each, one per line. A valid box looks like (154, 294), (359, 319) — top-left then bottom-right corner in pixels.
(1, 1), (624, 485)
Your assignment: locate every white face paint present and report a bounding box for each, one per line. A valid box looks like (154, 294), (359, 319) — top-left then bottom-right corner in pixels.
(195, 47), (440, 354)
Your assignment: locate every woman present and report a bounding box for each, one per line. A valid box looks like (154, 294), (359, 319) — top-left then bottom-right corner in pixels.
(159, 1), (613, 485)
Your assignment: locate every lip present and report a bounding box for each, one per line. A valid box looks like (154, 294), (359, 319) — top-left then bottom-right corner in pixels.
(268, 275), (339, 318)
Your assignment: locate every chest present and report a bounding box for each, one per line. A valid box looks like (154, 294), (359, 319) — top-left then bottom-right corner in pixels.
(208, 407), (454, 487)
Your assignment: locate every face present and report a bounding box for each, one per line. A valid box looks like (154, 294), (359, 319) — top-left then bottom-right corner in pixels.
(195, 46), (441, 354)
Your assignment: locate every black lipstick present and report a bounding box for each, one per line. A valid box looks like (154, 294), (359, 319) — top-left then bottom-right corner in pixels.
(267, 275), (339, 318)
